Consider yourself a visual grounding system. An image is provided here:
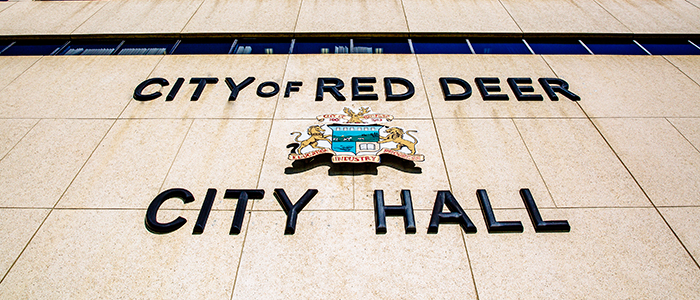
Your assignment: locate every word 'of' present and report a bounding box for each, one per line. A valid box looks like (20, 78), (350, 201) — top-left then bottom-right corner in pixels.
(133, 77), (580, 102)
(145, 188), (570, 235)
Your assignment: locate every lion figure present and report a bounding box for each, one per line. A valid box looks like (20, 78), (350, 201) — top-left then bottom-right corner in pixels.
(291, 125), (331, 154)
(379, 127), (418, 155)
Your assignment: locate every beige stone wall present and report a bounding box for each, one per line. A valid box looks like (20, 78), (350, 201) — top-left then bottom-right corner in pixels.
(0, 53), (698, 298)
(0, 0), (699, 35)
(1, 0), (700, 298)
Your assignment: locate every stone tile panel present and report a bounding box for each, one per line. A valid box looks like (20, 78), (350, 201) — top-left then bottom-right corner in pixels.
(233, 211), (476, 299)
(0, 1), (106, 35)
(73, 0), (203, 34)
(0, 56), (163, 118)
(295, 0), (408, 33)
(664, 55), (700, 85)
(593, 118), (700, 206)
(0, 208), (49, 278)
(544, 55), (700, 117)
(0, 119), (37, 159)
(161, 119), (272, 210)
(0, 3), (15, 14)
(659, 207), (700, 263)
(0, 119), (112, 208)
(0, 56), (40, 91)
(499, 0), (629, 33)
(514, 118), (648, 207)
(403, 0), (520, 33)
(435, 118), (555, 210)
(57, 119), (192, 209)
(668, 117), (700, 152)
(0, 209), (245, 299)
(466, 208), (700, 298)
(595, 0), (700, 33)
(184, 0), (301, 33)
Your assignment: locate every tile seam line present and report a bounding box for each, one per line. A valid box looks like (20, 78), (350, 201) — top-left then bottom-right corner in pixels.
(116, 55), (166, 120)
(413, 55), (452, 193)
(413, 50), (479, 298)
(0, 1), (17, 14)
(460, 233), (480, 300)
(685, 0), (700, 10)
(511, 118), (559, 208)
(590, 0), (633, 33)
(589, 116), (700, 270)
(179, 0), (207, 33)
(604, 135), (699, 269)
(666, 117), (700, 155)
(157, 119), (195, 193)
(231, 53), (296, 298)
(69, 0), (109, 35)
(257, 53), (292, 189)
(0, 208), (50, 285)
(399, 0), (411, 33)
(0, 115), (121, 285)
(536, 56), (700, 269)
(539, 56), (657, 206)
(543, 70), (700, 271)
(52, 55), (163, 208)
(526, 56), (572, 208)
(496, 0), (523, 34)
(229, 210), (253, 300)
(117, 56), (187, 196)
(0, 54), (164, 280)
(291, 0), (304, 33)
(661, 55), (700, 88)
(0, 56), (42, 96)
(0, 118), (39, 163)
(133, 55), (184, 197)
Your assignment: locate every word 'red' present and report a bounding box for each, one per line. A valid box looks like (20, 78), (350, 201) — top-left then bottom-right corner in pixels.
(132, 77), (580, 102)
(145, 188), (570, 235)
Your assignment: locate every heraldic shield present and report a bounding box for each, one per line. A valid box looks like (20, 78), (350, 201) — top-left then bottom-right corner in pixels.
(288, 107), (425, 164)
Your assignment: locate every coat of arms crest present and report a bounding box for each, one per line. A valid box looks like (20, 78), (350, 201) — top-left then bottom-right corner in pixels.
(288, 107), (425, 163)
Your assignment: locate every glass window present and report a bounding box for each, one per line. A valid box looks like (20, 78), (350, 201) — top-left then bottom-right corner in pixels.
(0, 42), (12, 55)
(59, 40), (122, 55)
(639, 40), (700, 55)
(118, 40), (177, 55)
(352, 39), (411, 54)
(584, 40), (646, 55)
(412, 39), (470, 54)
(470, 40), (531, 54)
(0, 40), (65, 56)
(293, 39), (349, 54)
(528, 40), (589, 55)
(234, 39), (291, 54)
(173, 39), (234, 55)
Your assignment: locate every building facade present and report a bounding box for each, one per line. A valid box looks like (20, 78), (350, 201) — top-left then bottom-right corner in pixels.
(0, 0), (700, 298)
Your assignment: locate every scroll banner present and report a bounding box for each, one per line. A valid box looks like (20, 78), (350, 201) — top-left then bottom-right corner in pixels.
(289, 148), (424, 163)
(288, 148), (334, 160)
(316, 113), (393, 124)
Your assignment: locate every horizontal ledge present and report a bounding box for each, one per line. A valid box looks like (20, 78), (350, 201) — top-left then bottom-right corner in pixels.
(0, 32), (699, 42)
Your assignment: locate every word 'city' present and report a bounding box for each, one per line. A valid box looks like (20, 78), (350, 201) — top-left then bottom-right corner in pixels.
(133, 77), (580, 102)
(145, 188), (570, 235)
